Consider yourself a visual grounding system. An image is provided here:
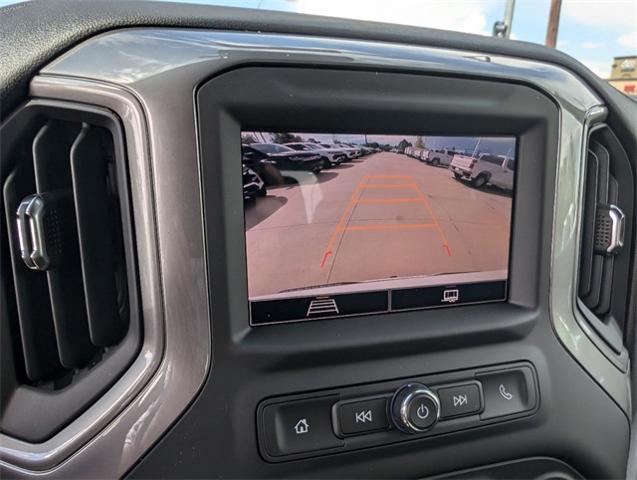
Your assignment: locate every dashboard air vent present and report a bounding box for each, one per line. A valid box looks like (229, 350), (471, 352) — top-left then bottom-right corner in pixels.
(1, 101), (140, 442)
(577, 124), (633, 354)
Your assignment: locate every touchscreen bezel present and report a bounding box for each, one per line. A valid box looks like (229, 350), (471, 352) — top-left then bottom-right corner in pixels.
(196, 66), (556, 334)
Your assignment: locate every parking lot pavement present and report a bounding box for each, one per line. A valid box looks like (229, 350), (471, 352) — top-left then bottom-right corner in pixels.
(245, 152), (512, 298)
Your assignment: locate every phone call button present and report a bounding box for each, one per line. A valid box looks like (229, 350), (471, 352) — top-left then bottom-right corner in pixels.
(477, 367), (537, 420)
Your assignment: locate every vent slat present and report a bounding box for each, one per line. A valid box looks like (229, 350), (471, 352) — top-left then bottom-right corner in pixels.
(596, 257), (614, 315)
(32, 122), (96, 368)
(578, 149), (598, 299)
(580, 140), (613, 314)
(594, 140), (610, 204)
(32, 122), (79, 191)
(584, 255), (604, 310)
(595, 176), (619, 316)
(3, 168), (61, 381)
(70, 125), (126, 346)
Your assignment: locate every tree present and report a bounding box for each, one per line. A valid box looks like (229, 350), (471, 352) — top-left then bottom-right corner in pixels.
(397, 139), (412, 152)
(241, 133), (257, 144)
(272, 132), (302, 144)
(415, 136), (424, 148)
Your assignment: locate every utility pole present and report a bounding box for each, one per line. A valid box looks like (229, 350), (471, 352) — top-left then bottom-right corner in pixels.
(493, 0), (515, 38)
(503, 0), (515, 38)
(545, 0), (562, 48)
(472, 138), (482, 158)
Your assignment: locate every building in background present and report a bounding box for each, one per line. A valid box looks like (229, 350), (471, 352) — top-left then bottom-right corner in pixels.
(608, 56), (637, 97)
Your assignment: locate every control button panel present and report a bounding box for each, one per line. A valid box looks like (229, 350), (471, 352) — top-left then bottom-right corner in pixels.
(257, 362), (538, 462)
(338, 397), (389, 435)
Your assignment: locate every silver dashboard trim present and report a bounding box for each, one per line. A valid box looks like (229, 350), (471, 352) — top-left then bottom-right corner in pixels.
(552, 105), (631, 375)
(1, 82), (166, 473)
(1, 77), (212, 477)
(0, 27), (628, 476)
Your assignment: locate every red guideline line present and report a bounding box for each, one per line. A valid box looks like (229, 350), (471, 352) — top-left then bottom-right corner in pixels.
(443, 244), (452, 257)
(320, 177), (368, 268)
(320, 251), (333, 268)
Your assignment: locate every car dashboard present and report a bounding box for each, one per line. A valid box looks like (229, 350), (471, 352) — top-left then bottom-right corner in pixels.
(1, 3), (637, 479)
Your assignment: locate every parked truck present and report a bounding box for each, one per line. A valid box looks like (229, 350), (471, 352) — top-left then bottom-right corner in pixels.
(424, 148), (455, 167)
(450, 153), (515, 190)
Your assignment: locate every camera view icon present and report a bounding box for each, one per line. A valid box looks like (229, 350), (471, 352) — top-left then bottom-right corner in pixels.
(441, 288), (460, 303)
(306, 297), (340, 317)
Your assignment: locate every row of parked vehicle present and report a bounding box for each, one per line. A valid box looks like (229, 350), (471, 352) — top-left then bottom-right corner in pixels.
(401, 146), (515, 191)
(403, 146), (457, 167)
(241, 141), (375, 201)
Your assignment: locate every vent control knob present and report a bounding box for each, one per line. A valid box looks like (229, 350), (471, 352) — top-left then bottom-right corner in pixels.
(390, 383), (440, 433)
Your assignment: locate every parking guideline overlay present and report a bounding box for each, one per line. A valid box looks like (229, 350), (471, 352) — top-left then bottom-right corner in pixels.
(320, 174), (451, 271)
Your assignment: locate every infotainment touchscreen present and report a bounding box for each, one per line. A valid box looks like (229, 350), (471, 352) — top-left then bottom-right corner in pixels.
(242, 132), (516, 325)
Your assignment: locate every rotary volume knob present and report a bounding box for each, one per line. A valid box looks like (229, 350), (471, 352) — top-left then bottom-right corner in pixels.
(390, 383), (441, 433)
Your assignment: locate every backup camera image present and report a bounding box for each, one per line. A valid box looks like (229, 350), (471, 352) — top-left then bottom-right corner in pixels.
(242, 132), (516, 324)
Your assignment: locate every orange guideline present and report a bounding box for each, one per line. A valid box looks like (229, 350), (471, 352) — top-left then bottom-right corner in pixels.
(320, 174), (452, 268)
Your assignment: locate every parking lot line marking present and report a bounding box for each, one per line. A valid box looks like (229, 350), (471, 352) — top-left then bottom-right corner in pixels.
(364, 175), (413, 179)
(360, 183), (418, 189)
(356, 198), (421, 204)
(339, 223), (437, 231)
(321, 177), (368, 267)
(411, 181), (453, 257)
(321, 173), (452, 269)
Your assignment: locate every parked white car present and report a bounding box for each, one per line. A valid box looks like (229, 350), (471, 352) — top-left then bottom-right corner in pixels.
(410, 147), (424, 158)
(284, 142), (347, 167)
(337, 143), (364, 158)
(321, 143), (358, 159)
(418, 148), (430, 162)
(450, 153), (515, 190)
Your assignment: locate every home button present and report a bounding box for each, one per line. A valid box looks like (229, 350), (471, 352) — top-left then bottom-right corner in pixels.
(260, 396), (343, 457)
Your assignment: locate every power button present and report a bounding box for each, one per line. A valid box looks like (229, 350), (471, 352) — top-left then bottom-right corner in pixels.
(390, 383), (441, 433)
(408, 394), (439, 430)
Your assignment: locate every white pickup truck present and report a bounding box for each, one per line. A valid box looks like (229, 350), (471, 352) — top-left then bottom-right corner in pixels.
(409, 147), (424, 159)
(424, 148), (455, 167)
(450, 153), (515, 190)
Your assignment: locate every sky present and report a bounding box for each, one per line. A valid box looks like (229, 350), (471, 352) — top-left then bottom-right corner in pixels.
(2, 0), (635, 78)
(164, 0), (636, 78)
